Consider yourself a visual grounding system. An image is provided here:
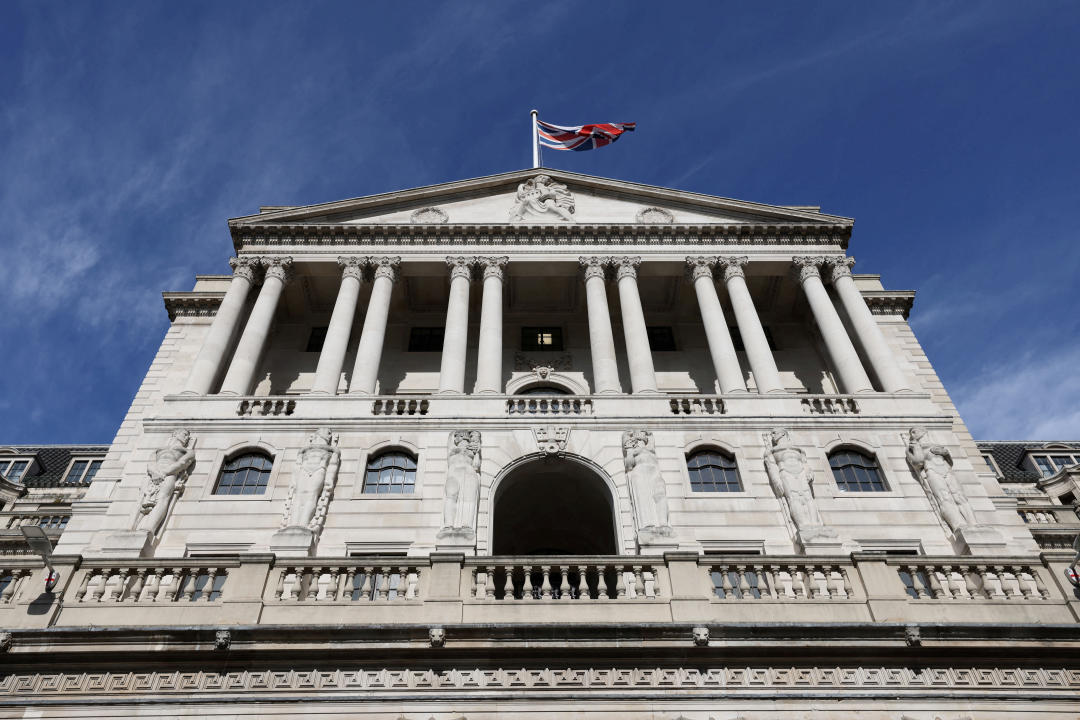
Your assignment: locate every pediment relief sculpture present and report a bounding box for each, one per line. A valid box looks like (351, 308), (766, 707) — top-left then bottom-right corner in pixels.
(636, 206), (674, 223)
(410, 206), (449, 224)
(509, 174), (575, 223)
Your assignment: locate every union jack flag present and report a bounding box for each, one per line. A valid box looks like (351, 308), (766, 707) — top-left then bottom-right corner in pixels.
(536, 119), (636, 152)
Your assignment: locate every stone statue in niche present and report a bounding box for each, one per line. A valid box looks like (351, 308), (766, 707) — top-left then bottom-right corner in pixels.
(134, 429), (196, 536)
(281, 428), (340, 534)
(509, 174), (575, 223)
(439, 430), (482, 540)
(622, 430), (673, 542)
(905, 427), (978, 534)
(763, 428), (837, 545)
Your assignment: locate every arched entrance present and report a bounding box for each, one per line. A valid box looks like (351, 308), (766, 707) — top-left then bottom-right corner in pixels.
(492, 455), (618, 555)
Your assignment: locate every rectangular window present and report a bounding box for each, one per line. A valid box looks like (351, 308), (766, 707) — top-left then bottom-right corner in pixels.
(521, 326), (563, 352)
(1, 460), (29, 482)
(305, 326), (328, 353)
(63, 458), (103, 483)
(646, 326), (677, 351)
(1051, 455), (1078, 471)
(981, 454), (1000, 475)
(728, 326), (778, 352)
(408, 327), (444, 352)
(1034, 456), (1055, 477)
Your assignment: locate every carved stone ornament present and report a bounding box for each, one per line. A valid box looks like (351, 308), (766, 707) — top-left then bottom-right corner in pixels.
(263, 257), (294, 285)
(718, 255), (749, 281)
(0, 632), (10, 653)
(613, 256), (641, 281)
(509, 174), (575, 223)
(370, 256), (401, 283)
(533, 426), (570, 455)
(337, 256), (368, 282)
(439, 430), (482, 540)
(685, 256), (717, 282)
(280, 428), (340, 537)
(905, 427), (978, 535)
(636, 206), (674, 224)
(215, 630), (231, 651)
(762, 428), (837, 545)
(410, 206), (449, 224)
(826, 255), (857, 283)
(905, 624), (922, 647)
(692, 626), (710, 646)
(446, 256), (474, 281)
(478, 256), (509, 280)
(514, 352), (573, 371)
(134, 429), (196, 537)
(791, 256), (825, 283)
(228, 256), (261, 283)
(622, 429), (674, 540)
(428, 627), (446, 647)
(579, 256), (608, 280)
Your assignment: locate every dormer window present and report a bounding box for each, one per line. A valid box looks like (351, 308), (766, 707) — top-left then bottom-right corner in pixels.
(1029, 452), (1080, 477)
(0, 458), (32, 483)
(64, 459), (104, 484)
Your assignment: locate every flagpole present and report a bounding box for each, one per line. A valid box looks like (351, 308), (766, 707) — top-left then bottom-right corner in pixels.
(530, 109), (540, 168)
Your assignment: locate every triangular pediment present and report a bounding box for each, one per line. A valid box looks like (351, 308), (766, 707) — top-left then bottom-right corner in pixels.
(230, 169), (850, 228)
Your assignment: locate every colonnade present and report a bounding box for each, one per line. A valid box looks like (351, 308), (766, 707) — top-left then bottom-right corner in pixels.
(181, 254), (908, 397)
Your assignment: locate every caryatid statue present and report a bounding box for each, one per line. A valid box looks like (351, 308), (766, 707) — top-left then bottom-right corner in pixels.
(906, 427), (978, 534)
(134, 429), (196, 536)
(622, 430), (673, 538)
(763, 428), (836, 542)
(281, 428), (340, 534)
(440, 430), (482, 537)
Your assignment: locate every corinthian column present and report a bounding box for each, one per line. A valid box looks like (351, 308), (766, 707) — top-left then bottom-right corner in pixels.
(613, 257), (658, 394)
(825, 257), (910, 393)
(792, 257), (873, 394)
(182, 257), (260, 395)
(686, 257), (745, 394)
(717, 256), (785, 394)
(438, 257), (473, 394)
(473, 257), (508, 394)
(220, 257), (293, 395)
(311, 257), (366, 395)
(579, 257), (621, 394)
(349, 257), (400, 395)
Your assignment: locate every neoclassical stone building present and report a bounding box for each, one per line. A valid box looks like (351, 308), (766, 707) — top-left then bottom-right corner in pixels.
(3, 170), (1078, 719)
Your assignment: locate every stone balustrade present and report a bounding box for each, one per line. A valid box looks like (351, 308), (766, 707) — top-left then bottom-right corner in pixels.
(236, 398), (295, 417)
(896, 561), (1050, 601)
(669, 396), (724, 416)
(2, 512), (70, 530)
(5, 552), (1072, 629)
(506, 396), (593, 416)
(371, 397), (430, 416)
(708, 561), (853, 600)
(1020, 509), (1059, 524)
(468, 559), (659, 601)
(271, 562), (421, 602)
(800, 395), (860, 415)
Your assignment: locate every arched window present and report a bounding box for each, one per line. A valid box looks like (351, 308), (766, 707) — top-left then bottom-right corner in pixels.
(213, 452), (273, 495)
(687, 449), (742, 492)
(829, 449), (888, 492)
(363, 451), (417, 494)
(517, 385), (570, 396)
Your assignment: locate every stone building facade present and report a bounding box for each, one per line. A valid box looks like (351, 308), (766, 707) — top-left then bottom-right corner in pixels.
(2, 170), (1078, 718)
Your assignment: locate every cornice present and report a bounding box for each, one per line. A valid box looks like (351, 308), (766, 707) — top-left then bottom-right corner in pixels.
(162, 292), (224, 322)
(862, 290), (916, 319)
(230, 222), (852, 253)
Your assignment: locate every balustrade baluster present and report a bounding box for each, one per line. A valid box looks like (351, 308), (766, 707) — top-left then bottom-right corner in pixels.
(377, 568), (391, 600)
(342, 568), (356, 601)
(73, 571), (92, 603)
(0, 570), (19, 604)
(559, 566), (571, 601)
(485, 566), (496, 600)
(204, 567), (219, 601)
(405, 569), (419, 600)
(523, 566), (534, 600)
(474, 569), (486, 599)
(275, 568), (288, 601)
(763, 565), (779, 599)
(926, 566), (944, 599)
(632, 565), (645, 599)
(540, 566), (553, 599)
(576, 565), (589, 600)
(360, 567), (373, 601)
(503, 565), (514, 600)
(90, 570), (107, 602)
(987, 565), (1007, 599)
(616, 567), (628, 599)
(396, 566), (409, 601)
(792, 567), (808, 599)
(737, 565), (752, 600)
(840, 567), (853, 599)
(151, 568), (169, 602)
(597, 568), (609, 599)
(128, 568), (148, 602)
(180, 568), (199, 602)
(109, 568), (129, 602)
(1031, 568), (1050, 600)
(904, 565), (927, 599)
(326, 567), (340, 601)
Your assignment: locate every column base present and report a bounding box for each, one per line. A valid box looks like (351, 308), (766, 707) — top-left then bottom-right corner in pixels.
(270, 527), (316, 558)
(435, 527), (476, 555)
(953, 525), (1007, 556)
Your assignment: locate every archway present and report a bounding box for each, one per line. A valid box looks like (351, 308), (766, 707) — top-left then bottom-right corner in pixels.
(492, 455), (618, 555)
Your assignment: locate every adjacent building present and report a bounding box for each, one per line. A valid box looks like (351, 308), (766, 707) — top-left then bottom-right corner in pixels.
(2, 170), (1077, 719)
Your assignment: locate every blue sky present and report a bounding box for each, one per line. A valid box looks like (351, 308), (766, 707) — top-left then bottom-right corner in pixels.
(2, 2), (1078, 443)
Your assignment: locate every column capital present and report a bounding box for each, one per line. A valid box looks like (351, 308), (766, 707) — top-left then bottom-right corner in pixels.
(579, 256), (609, 281)
(718, 256), (749, 281)
(478, 256), (509, 280)
(791, 256), (826, 283)
(446, 256), (474, 281)
(370, 256), (402, 282)
(262, 257), (294, 285)
(337, 256), (369, 282)
(824, 256), (856, 283)
(228, 256), (261, 283)
(612, 256), (641, 281)
(685, 256), (718, 282)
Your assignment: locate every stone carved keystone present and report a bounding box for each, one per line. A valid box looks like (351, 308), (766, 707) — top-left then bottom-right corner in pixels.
(533, 426), (570, 455)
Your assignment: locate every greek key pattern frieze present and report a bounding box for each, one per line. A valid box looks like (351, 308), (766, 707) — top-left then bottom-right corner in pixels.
(2, 665), (1078, 698)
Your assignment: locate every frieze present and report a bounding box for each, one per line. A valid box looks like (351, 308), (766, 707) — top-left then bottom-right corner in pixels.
(1, 664), (1078, 700)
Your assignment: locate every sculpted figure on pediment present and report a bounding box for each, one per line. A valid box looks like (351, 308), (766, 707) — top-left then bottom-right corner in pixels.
(622, 430), (673, 540)
(281, 428), (340, 534)
(509, 174), (575, 223)
(134, 429), (196, 536)
(763, 428), (836, 544)
(906, 427), (978, 534)
(439, 430), (482, 539)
